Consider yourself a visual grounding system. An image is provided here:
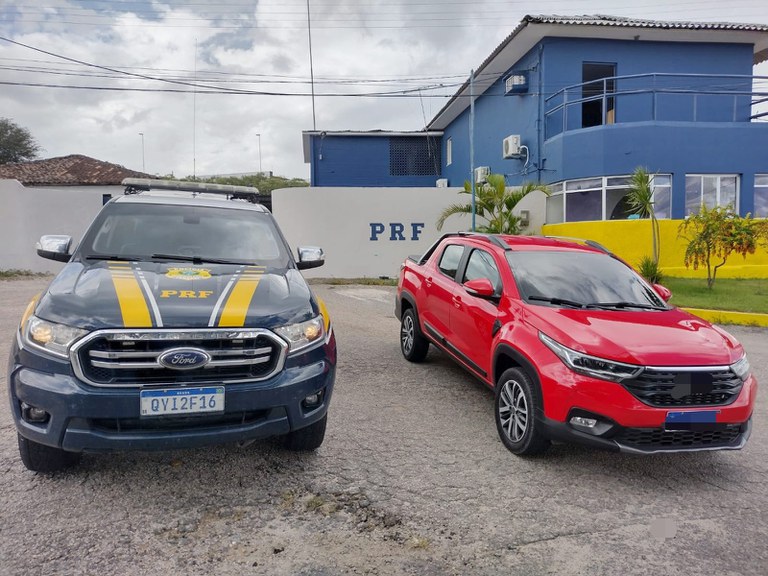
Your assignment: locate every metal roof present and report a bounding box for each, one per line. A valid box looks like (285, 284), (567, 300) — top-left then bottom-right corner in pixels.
(428, 14), (768, 130)
(524, 14), (768, 31)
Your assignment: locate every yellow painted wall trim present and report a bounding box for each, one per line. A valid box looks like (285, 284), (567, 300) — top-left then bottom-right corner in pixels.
(541, 220), (768, 279)
(682, 308), (768, 327)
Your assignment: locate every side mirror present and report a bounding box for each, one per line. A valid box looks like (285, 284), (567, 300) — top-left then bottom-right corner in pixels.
(464, 278), (496, 299)
(296, 246), (325, 270)
(653, 283), (672, 302)
(36, 235), (72, 262)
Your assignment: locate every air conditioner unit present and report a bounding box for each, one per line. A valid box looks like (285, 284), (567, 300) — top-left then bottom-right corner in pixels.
(436, 178), (449, 188)
(503, 135), (521, 158)
(474, 166), (490, 184)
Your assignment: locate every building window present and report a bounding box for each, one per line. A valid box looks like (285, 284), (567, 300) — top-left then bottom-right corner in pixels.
(755, 175), (768, 218)
(582, 62), (616, 128)
(685, 174), (739, 214)
(446, 138), (452, 166)
(545, 175), (673, 224)
(565, 178), (602, 221)
(651, 175), (672, 219)
(389, 137), (441, 177)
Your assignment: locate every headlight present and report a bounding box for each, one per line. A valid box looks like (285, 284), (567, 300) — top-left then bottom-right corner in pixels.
(274, 315), (325, 353)
(731, 355), (751, 382)
(539, 332), (643, 382)
(23, 316), (88, 359)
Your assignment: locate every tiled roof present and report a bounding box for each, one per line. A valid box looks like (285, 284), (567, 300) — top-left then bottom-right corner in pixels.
(0, 154), (151, 186)
(525, 14), (768, 32)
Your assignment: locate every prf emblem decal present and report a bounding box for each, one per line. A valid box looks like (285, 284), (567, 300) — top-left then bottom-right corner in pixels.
(166, 267), (212, 280)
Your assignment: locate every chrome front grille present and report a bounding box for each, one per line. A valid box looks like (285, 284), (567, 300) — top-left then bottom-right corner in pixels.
(622, 367), (742, 407)
(71, 329), (287, 387)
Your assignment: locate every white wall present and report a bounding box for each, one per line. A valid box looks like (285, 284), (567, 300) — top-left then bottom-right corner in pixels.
(0, 180), (548, 277)
(0, 180), (117, 273)
(272, 186), (548, 278)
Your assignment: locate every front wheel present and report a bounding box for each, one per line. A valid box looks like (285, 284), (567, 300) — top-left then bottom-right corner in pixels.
(494, 368), (550, 456)
(400, 308), (429, 362)
(17, 434), (81, 473)
(283, 414), (327, 451)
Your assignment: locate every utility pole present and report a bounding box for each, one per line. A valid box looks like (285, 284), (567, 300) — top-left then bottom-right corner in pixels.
(256, 133), (262, 174)
(470, 69), (476, 232)
(138, 132), (145, 172)
(306, 0), (317, 130)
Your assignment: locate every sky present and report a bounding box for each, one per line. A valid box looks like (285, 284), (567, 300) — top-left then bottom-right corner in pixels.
(0, 0), (767, 180)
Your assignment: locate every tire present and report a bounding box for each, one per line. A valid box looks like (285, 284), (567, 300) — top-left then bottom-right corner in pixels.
(494, 368), (550, 456)
(400, 308), (429, 362)
(17, 434), (81, 473)
(283, 414), (327, 451)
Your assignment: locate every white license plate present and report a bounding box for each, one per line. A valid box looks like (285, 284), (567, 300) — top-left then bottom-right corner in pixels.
(140, 386), (225, 417)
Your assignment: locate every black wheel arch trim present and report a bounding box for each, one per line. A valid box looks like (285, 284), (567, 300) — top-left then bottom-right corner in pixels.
(396, 289), (417, 321)
(493, 343), (545, 416)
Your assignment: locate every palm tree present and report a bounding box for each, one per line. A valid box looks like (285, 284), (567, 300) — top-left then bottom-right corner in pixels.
(625, 167), (660, 264)
(436, 174), (549, 234)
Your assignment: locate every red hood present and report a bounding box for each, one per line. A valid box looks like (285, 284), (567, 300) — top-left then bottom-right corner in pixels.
(526, 306), (743, 367)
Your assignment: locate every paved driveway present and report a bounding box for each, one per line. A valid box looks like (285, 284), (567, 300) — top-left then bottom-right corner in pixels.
(1, 279), (766, 575)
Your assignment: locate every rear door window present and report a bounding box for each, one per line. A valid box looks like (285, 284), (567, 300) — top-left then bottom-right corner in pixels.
(437, 244), (465, 280)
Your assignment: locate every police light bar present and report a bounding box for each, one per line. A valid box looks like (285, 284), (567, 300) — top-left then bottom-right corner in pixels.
(121, 178), (261, 202)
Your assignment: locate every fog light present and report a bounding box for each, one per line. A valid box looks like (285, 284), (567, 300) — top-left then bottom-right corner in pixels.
(570, 416), (598, 428)
(302, 391), (323, 409)
(21, 402), (50, 424)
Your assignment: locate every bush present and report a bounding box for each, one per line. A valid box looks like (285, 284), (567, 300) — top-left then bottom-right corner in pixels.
(637, 256), (663, 284)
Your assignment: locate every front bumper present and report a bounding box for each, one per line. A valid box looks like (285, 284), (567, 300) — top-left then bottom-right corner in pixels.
(540, 414), (752, 454)
(8, 336), (336, 454)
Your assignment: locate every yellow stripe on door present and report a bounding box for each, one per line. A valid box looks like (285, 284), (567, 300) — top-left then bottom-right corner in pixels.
(110, 268), (153, 327)
(217, 269), (264, 327)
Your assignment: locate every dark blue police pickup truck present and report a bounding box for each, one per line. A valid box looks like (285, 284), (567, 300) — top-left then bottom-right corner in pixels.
(8, 179), (336, 472)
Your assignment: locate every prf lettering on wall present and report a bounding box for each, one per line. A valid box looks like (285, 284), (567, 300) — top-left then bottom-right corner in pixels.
(369, 222), (425, 241)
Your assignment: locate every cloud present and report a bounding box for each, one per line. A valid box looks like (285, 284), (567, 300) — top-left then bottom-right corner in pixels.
(1, 0), (767, 178)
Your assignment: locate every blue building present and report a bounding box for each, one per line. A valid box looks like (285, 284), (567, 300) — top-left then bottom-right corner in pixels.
(303, 14), (768, 221)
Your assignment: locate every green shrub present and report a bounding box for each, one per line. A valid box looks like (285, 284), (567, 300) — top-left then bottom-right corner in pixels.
(637, 255), (664, 284)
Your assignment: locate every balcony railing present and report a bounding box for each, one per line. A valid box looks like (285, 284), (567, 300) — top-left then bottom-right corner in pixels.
(544, 73), (768, 139)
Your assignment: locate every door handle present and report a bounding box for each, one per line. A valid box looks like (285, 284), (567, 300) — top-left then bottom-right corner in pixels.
(452, 295), (462, 309)
(425, 276), (433, 288)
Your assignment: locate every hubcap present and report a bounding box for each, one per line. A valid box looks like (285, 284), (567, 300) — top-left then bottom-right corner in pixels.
(498, 380), (528, 442)
(401, 315), (414, 354)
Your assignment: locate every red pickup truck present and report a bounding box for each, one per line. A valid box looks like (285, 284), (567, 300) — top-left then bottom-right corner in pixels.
(395, 233), (755, 456)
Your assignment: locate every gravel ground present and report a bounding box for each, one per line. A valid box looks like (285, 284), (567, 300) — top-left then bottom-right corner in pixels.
(0, 278), (766, 575)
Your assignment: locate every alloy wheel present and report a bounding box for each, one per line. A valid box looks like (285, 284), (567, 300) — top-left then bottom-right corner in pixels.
(498, 380), (528, 442)
(401, 315), (414, 355)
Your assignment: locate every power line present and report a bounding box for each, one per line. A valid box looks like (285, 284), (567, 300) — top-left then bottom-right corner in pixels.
(0, 79), (460, 96)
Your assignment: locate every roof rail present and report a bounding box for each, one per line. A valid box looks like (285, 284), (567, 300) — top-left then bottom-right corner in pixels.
(121, 178), (262, 203)
(456, 231), (509, 250)
(542, 235), (612, 254)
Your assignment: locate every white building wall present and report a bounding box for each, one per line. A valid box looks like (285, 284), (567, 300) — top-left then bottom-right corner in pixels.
(0, 180), (548, 277)
(272, 186), (547, 278)
(0, 180), (117, 273)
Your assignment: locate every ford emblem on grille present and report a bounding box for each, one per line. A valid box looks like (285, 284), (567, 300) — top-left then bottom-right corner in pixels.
(158, 348), (211, 370)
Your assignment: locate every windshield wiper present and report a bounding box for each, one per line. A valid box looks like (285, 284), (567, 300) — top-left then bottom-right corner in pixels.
(587, 301), (667, 311)
(151, 253), (252, 266)
(527, 295), (588, 309)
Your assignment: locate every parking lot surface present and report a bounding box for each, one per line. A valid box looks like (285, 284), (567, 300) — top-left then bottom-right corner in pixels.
(1, 278), (766, 575)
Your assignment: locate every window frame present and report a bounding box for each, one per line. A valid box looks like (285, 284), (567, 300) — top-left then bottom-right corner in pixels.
(684, 174), (740, 214)
(545, 174), (673, 223)
(446, 137), (452, 167)
(752, 174), (768, 218)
